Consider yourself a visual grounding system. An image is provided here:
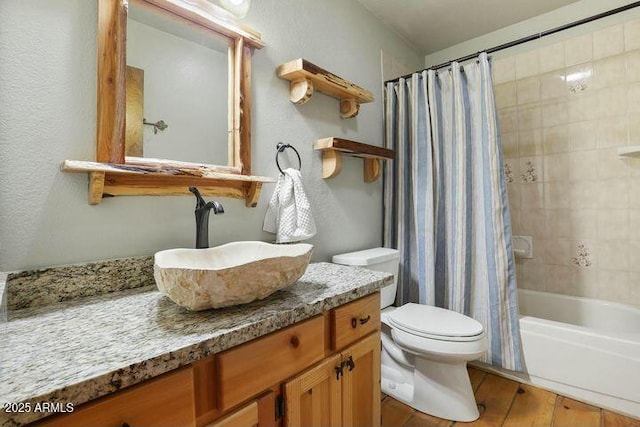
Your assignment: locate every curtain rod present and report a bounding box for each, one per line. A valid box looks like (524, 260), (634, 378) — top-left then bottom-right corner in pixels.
(385, 1), (640, 84)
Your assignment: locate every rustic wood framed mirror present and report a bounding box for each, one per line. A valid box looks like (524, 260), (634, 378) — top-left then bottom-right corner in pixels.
(62, 0), (272, 206)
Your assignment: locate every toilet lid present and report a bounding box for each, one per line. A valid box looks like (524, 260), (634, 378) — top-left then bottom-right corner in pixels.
(387, 303), (484, 339)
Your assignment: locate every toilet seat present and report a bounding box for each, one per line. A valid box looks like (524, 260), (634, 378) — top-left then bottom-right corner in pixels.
(384, 304), (488, 360)
(387, 303), (484, 342)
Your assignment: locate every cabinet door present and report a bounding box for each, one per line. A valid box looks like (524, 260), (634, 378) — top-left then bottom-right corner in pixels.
(341, 332), (381, 427)
(284, 354), (342, 427)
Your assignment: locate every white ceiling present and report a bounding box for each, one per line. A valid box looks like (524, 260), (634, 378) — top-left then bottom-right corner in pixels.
(356, 0), (581, 55)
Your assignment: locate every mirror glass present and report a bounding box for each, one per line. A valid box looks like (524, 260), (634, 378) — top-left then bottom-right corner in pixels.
(126, 2), (231, 165)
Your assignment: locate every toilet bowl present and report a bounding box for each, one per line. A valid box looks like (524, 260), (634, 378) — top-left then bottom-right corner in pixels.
(332, 248), (488, 422)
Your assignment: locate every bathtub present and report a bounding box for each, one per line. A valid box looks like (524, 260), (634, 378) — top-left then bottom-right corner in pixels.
(474, 289), (640, 418)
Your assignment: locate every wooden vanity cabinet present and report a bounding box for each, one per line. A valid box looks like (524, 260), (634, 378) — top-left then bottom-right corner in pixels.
(283, 292), (381, 427)
(33, 293), (380, 427)
(284, 333), (380, 427)
(195, 293), (381, 427)
(284, 310), (380, 427)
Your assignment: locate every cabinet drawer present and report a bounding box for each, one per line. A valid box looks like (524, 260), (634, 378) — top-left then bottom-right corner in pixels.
(331, 293), (380, 350)
(216, 315), (325, 411)
(206, 401), (258, 427)
(36, 367), (195, 427)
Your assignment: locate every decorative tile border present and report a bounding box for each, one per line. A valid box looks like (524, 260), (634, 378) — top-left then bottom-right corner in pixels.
(568, 80), (588, 93)
(572, 244), (592, 267)
(505, 162), (514, 183)
(6, 256), (154, 311)
(520, 161), (538, 183)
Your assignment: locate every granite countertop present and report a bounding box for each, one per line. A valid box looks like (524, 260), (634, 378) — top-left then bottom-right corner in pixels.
(0, 262), (392, 426)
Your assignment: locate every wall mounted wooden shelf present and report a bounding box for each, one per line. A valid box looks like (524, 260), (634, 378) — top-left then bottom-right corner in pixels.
(314, 138), (394, 182)
(276, 59), (374, 118)
(62, 159), (275, 207)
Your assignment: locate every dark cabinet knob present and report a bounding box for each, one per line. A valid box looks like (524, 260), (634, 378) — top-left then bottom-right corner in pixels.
(335, 365), (343, 380)
(290, 335), (300, 348)
(345, 356), (355, 371)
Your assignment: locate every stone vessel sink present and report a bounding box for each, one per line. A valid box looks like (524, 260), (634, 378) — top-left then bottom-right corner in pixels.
(154, 241), (313, 310)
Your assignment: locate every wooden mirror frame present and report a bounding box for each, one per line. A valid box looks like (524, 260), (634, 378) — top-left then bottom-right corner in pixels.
(62, 0), (273, 206)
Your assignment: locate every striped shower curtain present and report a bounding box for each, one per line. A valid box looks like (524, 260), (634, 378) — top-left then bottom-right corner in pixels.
(383, 53), (522, 371)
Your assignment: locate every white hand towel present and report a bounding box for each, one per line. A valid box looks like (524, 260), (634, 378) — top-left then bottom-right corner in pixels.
(263, 168), (316, 243)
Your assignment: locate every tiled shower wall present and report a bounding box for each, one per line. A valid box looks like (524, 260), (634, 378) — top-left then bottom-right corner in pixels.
(493, 18), (640, 306)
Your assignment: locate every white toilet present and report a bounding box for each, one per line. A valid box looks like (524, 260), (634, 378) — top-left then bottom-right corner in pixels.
(332, 248), (488, 422)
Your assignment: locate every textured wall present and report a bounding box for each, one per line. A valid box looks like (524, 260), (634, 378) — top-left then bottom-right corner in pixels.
(0, 0), (422, 270)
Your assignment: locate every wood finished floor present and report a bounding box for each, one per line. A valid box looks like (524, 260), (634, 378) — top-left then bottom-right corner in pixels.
(381, 367), (640, 427)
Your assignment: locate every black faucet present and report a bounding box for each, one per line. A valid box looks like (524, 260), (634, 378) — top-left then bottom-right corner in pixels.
(189, 187), (224, 249)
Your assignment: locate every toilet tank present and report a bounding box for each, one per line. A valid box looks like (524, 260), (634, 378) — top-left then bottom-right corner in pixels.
(332, 248), (399, 309)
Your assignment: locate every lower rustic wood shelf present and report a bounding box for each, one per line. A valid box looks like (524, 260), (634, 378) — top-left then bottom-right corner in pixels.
(314, 137), (394, 182)
(62, 159), (275, 206)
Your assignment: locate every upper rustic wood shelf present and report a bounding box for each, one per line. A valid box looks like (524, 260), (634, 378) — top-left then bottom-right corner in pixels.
(314, 138), (394, 182)
(62, 158), (275, 206)
(276, 59), (374, 119)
